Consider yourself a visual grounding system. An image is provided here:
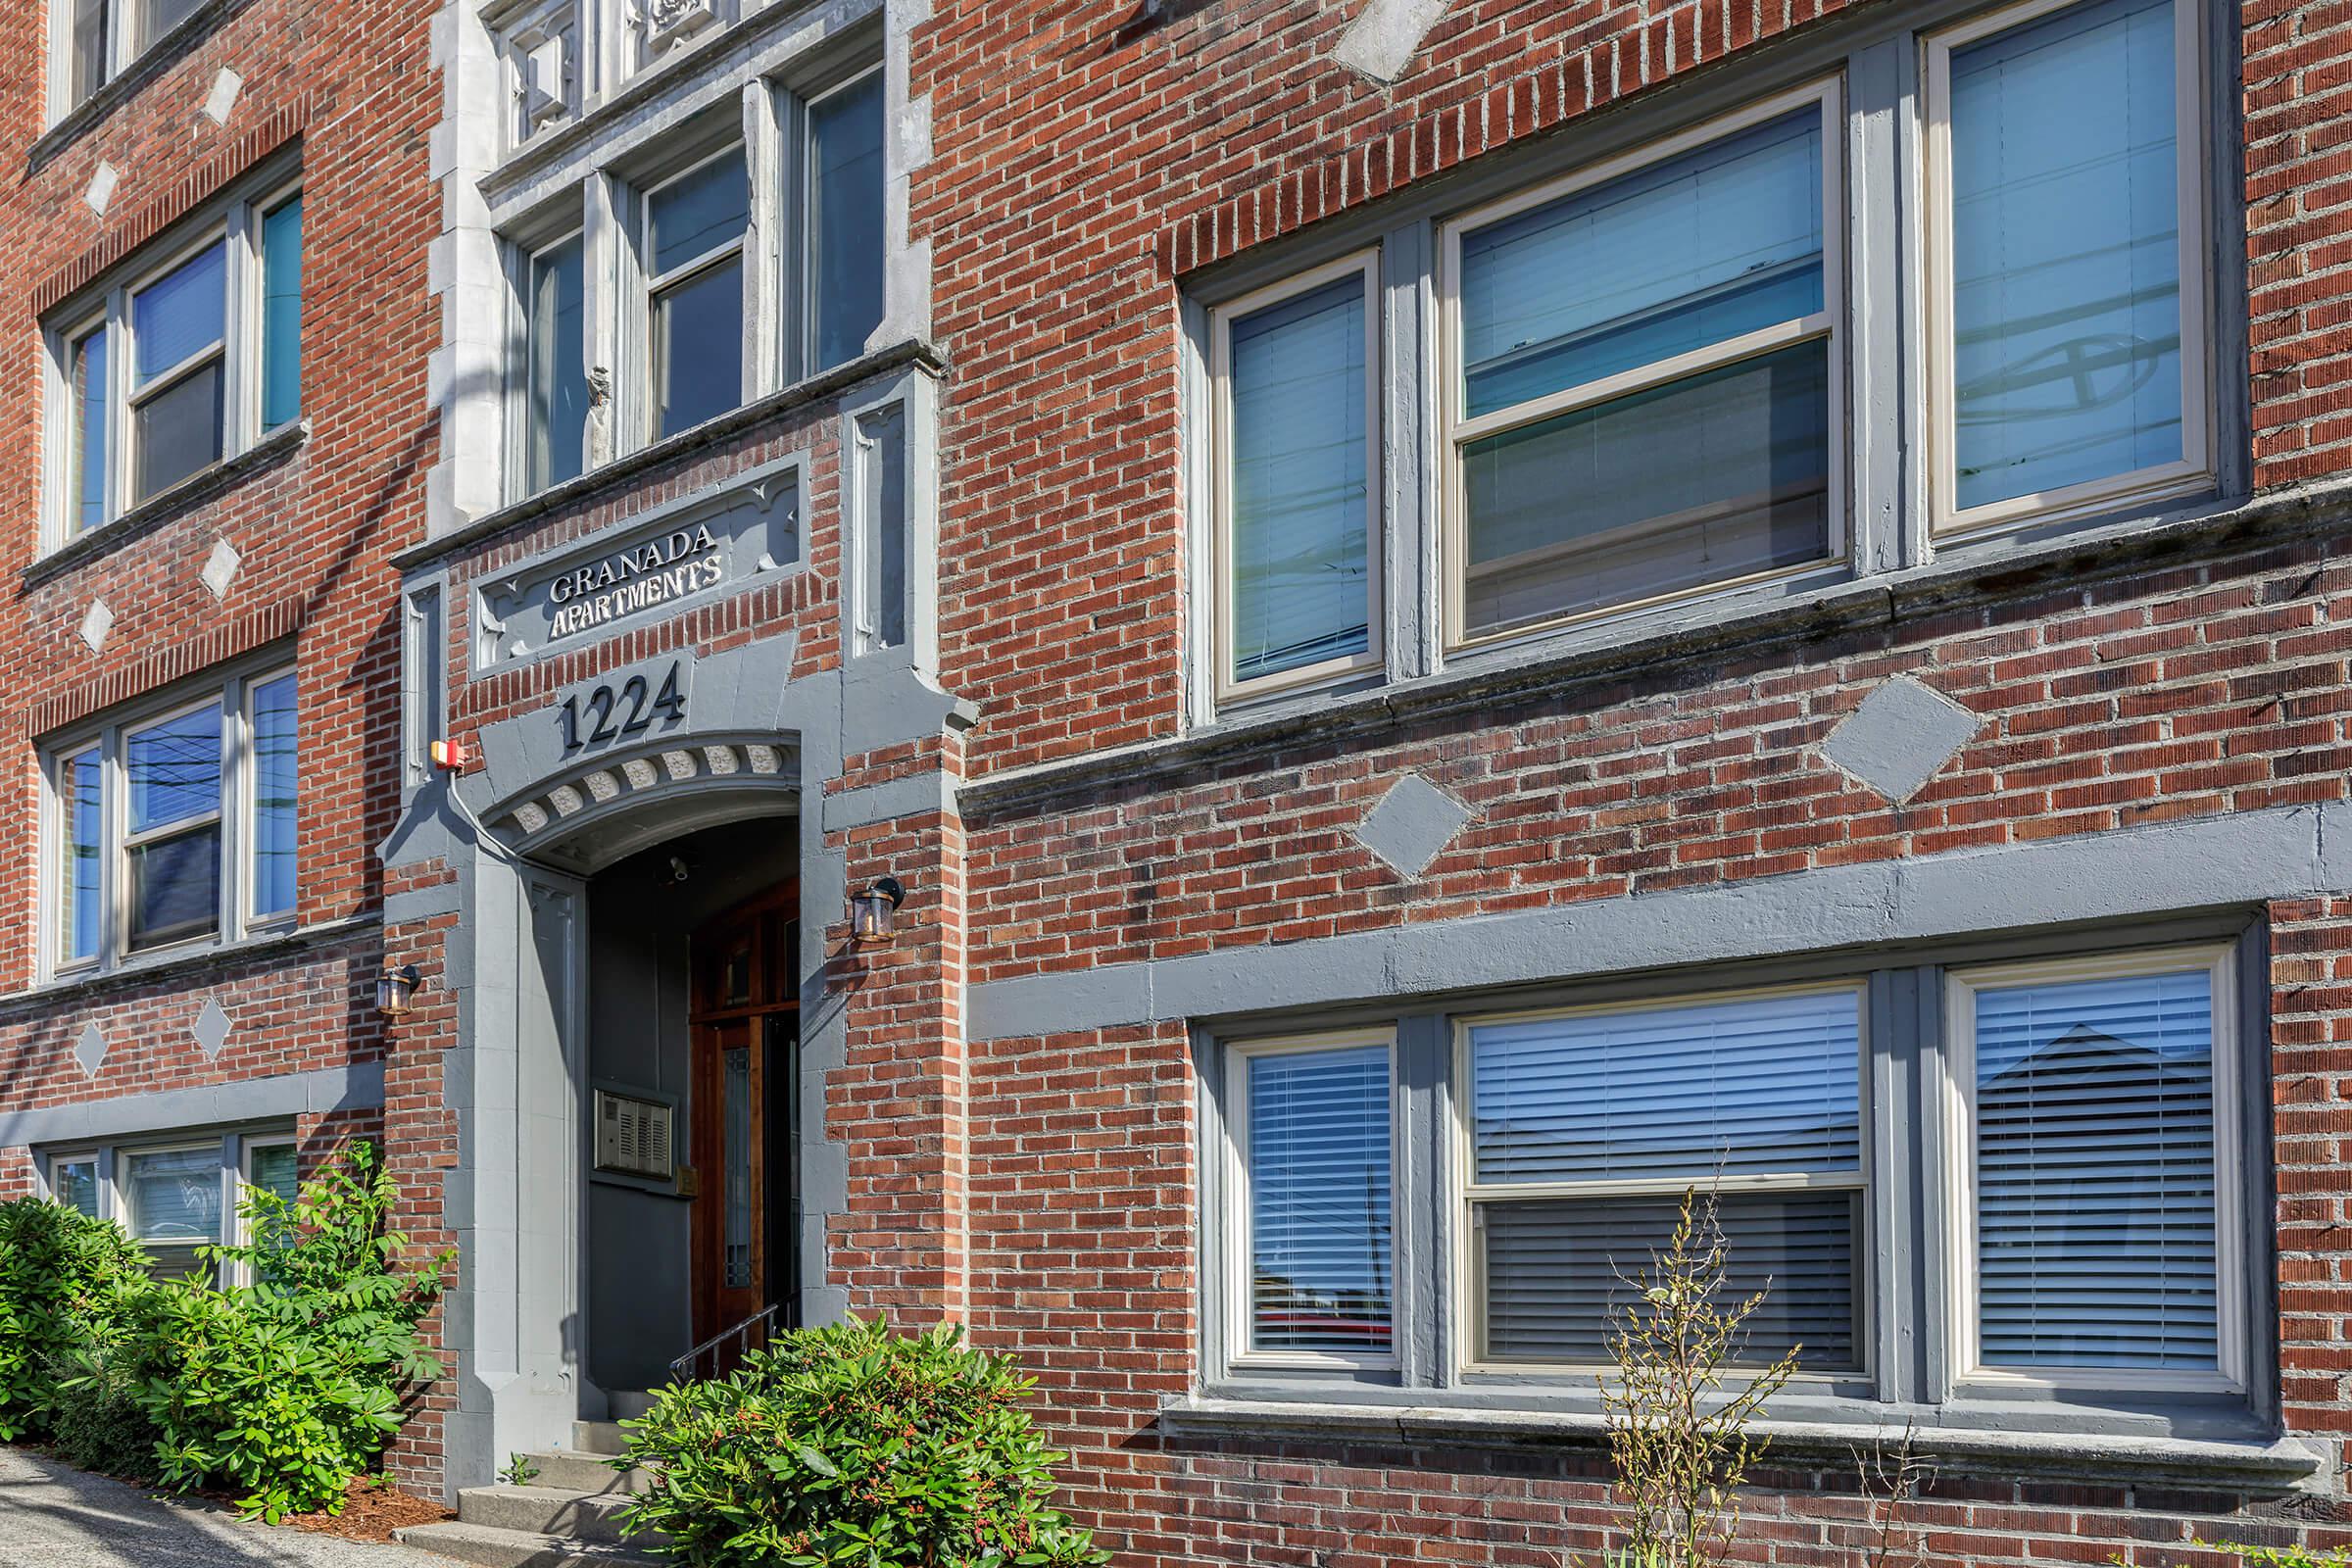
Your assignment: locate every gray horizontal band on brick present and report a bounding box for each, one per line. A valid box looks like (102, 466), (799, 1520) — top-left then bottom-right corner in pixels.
(1159, 1397), (2329, 1491)
(0, 1060), (386, 1150)
(820, 770), (956, 833)
(966, 801), (2343, 1041)
(387, 881), (466, 924)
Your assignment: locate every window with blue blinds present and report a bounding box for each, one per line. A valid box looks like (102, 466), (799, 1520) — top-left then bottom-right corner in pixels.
(1970, 965), (2220, 1371)
(1244, 1043), (1394, 1356)
(1465, 988), (1863, 1369)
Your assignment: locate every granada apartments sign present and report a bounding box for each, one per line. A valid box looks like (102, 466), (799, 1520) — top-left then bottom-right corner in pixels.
(476, 472), (798, 666)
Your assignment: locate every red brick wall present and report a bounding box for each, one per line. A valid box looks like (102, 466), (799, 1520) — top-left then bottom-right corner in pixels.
(0, 0), (436, 1431)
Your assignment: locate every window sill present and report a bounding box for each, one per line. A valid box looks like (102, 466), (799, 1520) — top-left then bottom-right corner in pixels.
(1159, 1396), (2329, 1492)
(0, 911), (375, 1017)
(25, 418), (309, 589)
(394, 336), (945, 572)
(27, 0), (258, 174)
(972, 473), (2352, 816)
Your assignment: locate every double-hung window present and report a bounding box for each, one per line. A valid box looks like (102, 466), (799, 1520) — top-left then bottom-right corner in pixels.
(48, 662), (299, 975)
(1194, 0), (2219, 715)
(1210, 936), (2252, 1423)
(50, 176), (304, 543)
(514, 63), (886, 499)
(44, 1133), (303, 1284)
(644, 146), (753, 442)
(57, 0), (208, 114)
(1460, 986), (1865, 1370)
(1927, 0), (2207, 531)
(1441, 86), (1842, 648)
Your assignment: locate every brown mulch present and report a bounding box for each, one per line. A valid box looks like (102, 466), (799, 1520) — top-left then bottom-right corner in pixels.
(282, 1477), (454, 1543)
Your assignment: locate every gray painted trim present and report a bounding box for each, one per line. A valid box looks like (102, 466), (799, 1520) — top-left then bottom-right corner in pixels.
(820, 770), (953, 832)
(968, 801), (2342, 1040)
(1158, 1397), (2329, 1491)
(398, 340), (945, 573)
(967, 471), (2352, 819)
(0, 913), (378, 1018)
(1, 1061), (385, 1150)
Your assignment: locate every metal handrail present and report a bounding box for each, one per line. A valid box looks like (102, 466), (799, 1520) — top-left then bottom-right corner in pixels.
(669, 1302), (780, 1383)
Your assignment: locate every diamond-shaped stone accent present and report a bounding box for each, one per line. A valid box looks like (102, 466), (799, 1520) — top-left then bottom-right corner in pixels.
(1821, 675), (1983, 804)
(190, 997), (233, 1058)
(201, 67), (242, 124)
(200, 538), (241, 601)
(74, 1022), (108, 1078)
(84, 161), (119, 216)
(1352, 772), (1473, 878)
(78, 599), (114, 654)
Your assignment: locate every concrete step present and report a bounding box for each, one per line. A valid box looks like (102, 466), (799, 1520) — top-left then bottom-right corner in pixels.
(456, 1484), (662, 1546)
(513, 1448), (653, 1494)
(569, 1420), (629, 1456)
(393, 1520), (663, 1568)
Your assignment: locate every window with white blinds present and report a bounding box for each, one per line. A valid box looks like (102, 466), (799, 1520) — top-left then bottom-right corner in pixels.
(1212, 256), (1381, 702)
(1958, 956), (2231, 1378)
(1238, 1038), (1395, 1359)
(1463, 987), (1865, 1370)
(1206, 938), (2254, 1411)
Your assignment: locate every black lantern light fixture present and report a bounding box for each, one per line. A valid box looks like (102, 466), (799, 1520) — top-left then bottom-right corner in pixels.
(850, 876), (906, 946)
(375, 962), (422, 1017)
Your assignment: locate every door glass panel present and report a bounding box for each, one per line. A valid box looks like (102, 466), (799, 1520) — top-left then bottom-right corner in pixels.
(723, 1044), (753, 1289)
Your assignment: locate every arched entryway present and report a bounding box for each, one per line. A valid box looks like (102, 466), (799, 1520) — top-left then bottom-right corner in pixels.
(569, 811), (803, 1409)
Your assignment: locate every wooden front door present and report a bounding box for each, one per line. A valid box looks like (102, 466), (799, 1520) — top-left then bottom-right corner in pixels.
(689, 885), (799, 1347)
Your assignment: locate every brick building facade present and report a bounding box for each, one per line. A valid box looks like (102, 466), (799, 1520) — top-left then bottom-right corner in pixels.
(8, 0), (2352, 1562)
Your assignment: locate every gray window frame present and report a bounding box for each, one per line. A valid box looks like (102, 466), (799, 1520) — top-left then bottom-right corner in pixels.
(39, 652), (299, 981)
(40, 163), (304, 551)
(1196, 916), (2274, 1441)
(497, 51), (887, 504)
(41, 1125), (299, 1287)
(1178, 0), (2245, 727)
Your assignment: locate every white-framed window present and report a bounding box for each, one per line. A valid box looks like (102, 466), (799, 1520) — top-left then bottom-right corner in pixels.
(1208, 253), (1383, 705)
(1943, 944), (2242, 1392)
(641, 144), (753, 443)
(1924, 0), (2211, 534)
(1438, 81), (1846, 652)
(43, 1131), (302, 1283)
(44, 660), (300, 976)
(507, 60), (885, 500)
(53, 0), (207, 118)
(44, 172), (304, 546)
(1454, 984), (1868, 1373)
(1222, 1030), (1397, 1369)
(1204, 932), (2260, 1423)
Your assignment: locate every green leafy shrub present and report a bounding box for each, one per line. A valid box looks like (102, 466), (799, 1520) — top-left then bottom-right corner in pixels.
(129, 1142), (453, 1522)
(0, 1194), (151, 1440)
(47, 1346), (162, 1484)
(616, 1317), (1109, 1568)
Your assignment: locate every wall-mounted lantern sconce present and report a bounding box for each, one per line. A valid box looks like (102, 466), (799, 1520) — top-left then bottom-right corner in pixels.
(376, 963), (422, 1017)
(850, 877), (906, 946)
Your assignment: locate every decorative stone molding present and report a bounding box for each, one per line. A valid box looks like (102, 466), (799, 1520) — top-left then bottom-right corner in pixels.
(484, 0), (579, 149)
